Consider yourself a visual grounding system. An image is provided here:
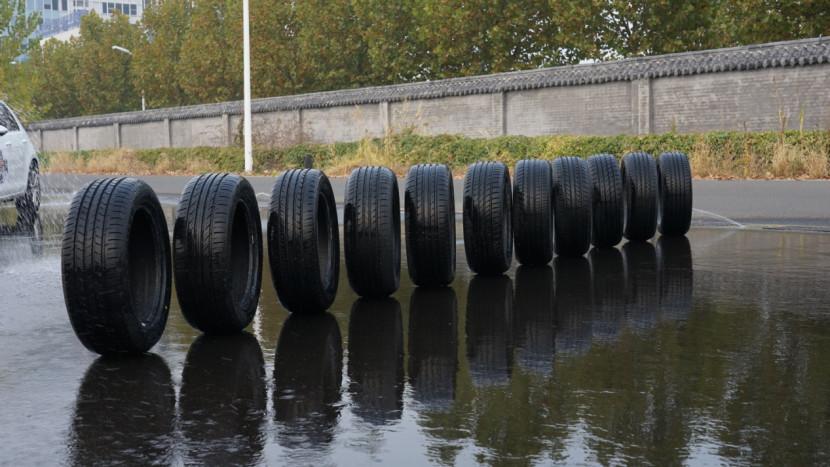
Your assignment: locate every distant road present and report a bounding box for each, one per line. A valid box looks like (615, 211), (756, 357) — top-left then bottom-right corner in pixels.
(43, 174), (830, 230)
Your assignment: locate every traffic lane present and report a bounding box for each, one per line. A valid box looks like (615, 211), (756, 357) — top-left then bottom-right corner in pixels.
(42, 174), (830, 228)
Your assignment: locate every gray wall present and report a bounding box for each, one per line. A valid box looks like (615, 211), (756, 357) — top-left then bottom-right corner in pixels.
(27, 38), (830, 152)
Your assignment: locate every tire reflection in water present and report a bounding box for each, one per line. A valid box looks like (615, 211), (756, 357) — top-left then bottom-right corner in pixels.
(589, 247), (626, 343)
(68, 355), (175, 466)
(554, 257), (593, 356)
(348, 298), (404, 424)
(274, 312), (343, 448)
(466, 275), (514, 387)
(512, 266), (555, 376)
(408, 287), (458, 410)
(622, 241), (659, 332)
(179, 333), (266, 466)
(657, 237), (693, 322)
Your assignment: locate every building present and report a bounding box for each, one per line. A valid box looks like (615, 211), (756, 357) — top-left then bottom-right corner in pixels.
(25, 0), (149, 41)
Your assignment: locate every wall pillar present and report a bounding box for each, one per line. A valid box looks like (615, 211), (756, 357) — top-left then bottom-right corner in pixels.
(379, 101), (391, 135)
(113, 123), (121, 148)
(164, 118), (172, 147)
(38, 129), (43, 152)
(636, 78), (653, 135)
(73, 126), (79, 151)
(297, 109), (304, 144)
(495, 92), (507, 136)
(222, 113), (231, 146)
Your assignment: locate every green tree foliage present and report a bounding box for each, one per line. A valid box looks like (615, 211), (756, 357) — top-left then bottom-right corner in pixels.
(132, 0), (193, 108)
(0, 0), (41, 117)
(73, 12), (144, 114)
(22, 0), (830, 119)
(178, 0), (242, 103)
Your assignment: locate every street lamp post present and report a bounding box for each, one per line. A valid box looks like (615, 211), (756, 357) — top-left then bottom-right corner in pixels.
(111, 45), (145, 111)
(242, 0), (253, 173)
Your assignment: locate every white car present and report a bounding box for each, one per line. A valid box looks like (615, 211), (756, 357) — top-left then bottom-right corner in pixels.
(0, 101), (40, 222)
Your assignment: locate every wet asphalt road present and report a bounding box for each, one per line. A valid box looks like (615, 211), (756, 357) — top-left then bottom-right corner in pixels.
(1, 179), (829, 465)
(43, 174), (830, 229)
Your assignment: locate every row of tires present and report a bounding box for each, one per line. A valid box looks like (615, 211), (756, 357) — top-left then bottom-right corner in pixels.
(62, 152), (690, 355)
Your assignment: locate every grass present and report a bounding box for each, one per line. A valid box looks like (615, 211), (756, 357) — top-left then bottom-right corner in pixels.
(41, 129), (830, 179)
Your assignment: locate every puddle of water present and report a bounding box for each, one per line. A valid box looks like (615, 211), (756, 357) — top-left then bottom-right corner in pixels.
(1, 202), (829, 466)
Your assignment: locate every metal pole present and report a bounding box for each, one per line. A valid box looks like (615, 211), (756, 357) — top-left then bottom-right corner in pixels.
(242, 0), (253, 173)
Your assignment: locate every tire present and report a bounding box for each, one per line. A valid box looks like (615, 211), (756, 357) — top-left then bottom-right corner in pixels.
(408, 287), (458, 409)
(16, 160), (40, 225)
(267, 169), (339, 313)
(347, 298), (404, 423)
(621, 152), (658, 241)
(587, 154), (623, 248)
(551, 157), (592, 257)
(62, 177), (171, 355)
(174, 173), (263, 334)
(657, 152), (693, 236)
(70, 355), (174, 466)
(463, 161), (513, 274)
(512, 159), (553, 265)
(180, 333), (266, 465)
(344, 167), (401, 297)
(404, 164), (456, 286)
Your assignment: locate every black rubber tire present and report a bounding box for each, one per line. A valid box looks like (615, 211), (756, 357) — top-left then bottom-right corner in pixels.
(174, 173), (263, 334)
(463, 161), (513, 274)
(513, 266), (555, 375)
(587, 154), (624, 248)
(344, 166), (401, 297)
(551, 157), (592, 257)
(180, 333), (266, 465)
(267, 169), (340, 313)
(404, 164), (456, 286)
(16, 160), (40, 225)
(512, 159), (554, 265)
(466, 275), (514, 387)
(408, 287), (458, 408)
(347, 298), (404, 423)
(70, 355), (174, 466)
(62, 178), (171, 355)
(657, 152), (693, 236)
(657, 236), (693, 322)
(273, 312), (343, 446)
(621, 152), (659, 241)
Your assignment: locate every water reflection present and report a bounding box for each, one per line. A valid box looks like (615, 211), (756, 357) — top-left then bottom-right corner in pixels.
(513, 266), (555, 376)
(554, 256), (594, 356)
(348, 298), (404, 424)
(68, 355), (175, 466)
(273, 312), (343, 449)
(179, 333), (266, 466)
(408, 287), (458, 410)
(466, 275), (514, 387)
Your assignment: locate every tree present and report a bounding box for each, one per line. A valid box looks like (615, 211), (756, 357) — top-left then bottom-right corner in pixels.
(132, 0), (193, 108)
(29, 39), (81, 119)
(715, 0), (830, 46)
(73, 12), (143, 114)
(0, 0), (41, 117)
(178, 0), (243, 103)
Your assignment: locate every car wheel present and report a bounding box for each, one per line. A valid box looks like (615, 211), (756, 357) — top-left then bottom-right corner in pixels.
(404, 164), (456, 286)
(551, 157), (592, 257)
(621, 152), (659, 241)
(16, 161), (40, 225)
(587, 154), (624, 248)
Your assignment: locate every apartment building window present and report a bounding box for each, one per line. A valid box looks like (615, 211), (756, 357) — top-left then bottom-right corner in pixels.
(73, 0), (89, 7)
(102, 2), (138, 16)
